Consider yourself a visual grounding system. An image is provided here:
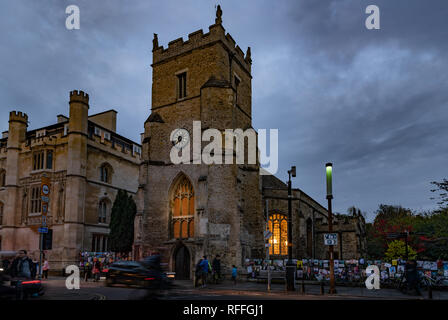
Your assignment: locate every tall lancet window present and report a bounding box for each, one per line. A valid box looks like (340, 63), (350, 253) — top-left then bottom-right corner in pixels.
(171, 175), (195, 239)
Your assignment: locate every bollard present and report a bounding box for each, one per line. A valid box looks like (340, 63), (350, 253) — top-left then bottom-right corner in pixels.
(428, 286), (433, 300)
(320, 281), (325, 295)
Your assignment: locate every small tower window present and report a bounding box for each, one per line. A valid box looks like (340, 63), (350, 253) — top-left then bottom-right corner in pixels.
(0, 170), (5, 187)
(177, 72), (187, 99)
(234, 75), (241, 106)
(0, 202), (3, 225)
(98, 200), (108, 224)
(33, 151), (45, 170)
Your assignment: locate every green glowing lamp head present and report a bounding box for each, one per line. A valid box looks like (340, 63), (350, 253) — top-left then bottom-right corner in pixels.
(326, 162), (333, 197)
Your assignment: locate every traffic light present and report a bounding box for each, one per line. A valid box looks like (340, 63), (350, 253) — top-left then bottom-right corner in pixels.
(42, 229), (53, 250)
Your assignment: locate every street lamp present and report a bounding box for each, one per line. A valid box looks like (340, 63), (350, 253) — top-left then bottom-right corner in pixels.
(286, 166), (296, 291)
(325, 162), (336, 294)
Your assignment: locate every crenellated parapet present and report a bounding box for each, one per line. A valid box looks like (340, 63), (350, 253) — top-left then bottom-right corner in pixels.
(152, 6), (251, 73)
(69, 90), (89, 105)
(9, 111), (28, 124)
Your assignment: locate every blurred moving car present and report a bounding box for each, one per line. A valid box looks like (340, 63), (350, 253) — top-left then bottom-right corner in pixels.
(105, 256), (173, 289)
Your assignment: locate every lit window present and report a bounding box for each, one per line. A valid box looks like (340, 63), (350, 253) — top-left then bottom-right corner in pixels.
(171, 175), (195, 239)
(268, 213), (288, 256)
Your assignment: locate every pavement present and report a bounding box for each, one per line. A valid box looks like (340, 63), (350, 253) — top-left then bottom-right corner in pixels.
(28, 276), (448, 300)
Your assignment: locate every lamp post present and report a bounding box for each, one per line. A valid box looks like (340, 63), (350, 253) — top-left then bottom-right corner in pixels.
(286, 166), (296, 291)
(326, 163), (336, 294)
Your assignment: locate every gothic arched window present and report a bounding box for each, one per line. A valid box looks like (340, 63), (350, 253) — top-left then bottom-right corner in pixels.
(98, 199), (108, 224)
(171, 176), (195, 239)
(268, 213), (288, 256)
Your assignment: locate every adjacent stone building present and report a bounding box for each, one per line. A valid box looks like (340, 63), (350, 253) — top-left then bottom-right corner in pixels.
(134, 7), (367, 279)
(0, 91), (141, 269)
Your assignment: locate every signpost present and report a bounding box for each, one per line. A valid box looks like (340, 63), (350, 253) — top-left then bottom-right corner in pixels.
(324, 233), (338, 246)
(39, 175), (51, 279)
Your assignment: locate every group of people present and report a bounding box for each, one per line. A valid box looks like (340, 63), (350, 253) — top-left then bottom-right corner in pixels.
(194, 255), (238, 287)
(1, 250), (50, 280)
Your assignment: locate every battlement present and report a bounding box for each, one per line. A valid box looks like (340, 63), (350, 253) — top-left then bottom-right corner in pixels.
(152, 6), (251, 73)
(9, 111), (28, 124)
(69, 90), (89, 104)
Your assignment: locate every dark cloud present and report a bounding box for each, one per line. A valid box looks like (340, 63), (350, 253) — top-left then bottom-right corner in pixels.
(1, 0), (447, 221)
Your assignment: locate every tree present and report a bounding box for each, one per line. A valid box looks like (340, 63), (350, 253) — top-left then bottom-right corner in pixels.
(430, 178), (448, 207)
(109, 189), (137, 255)
(385, 240), (417, 261)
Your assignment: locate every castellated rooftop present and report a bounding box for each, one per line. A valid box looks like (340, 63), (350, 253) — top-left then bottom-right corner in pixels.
(152, 6), (252, 74)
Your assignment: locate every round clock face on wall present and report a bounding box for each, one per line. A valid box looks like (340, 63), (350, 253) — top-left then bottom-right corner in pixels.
(171, 128), (190, 149)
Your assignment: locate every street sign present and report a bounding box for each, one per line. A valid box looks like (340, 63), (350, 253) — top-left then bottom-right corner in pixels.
(41, 196), (50, 203)
(264, 230), (272, 239)
(42, 184), (50, 195)
(41, 215), (47, 227)
(38, 227), (48, 233)
(324, 233), (338, 245)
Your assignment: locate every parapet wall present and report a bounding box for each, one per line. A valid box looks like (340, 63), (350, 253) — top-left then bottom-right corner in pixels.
(153, 23), (252, 74)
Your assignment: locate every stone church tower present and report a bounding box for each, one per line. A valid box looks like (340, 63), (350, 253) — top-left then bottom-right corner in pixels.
(134, 6), (265, 278)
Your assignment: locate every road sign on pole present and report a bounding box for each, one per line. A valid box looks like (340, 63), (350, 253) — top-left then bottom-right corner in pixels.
(39, 175), (51, 279)
(38, 227), (49, 233)
(324, 233), (338, 246)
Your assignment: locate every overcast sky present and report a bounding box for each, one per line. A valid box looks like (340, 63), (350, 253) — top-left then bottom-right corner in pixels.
(1, 1), (447, 221)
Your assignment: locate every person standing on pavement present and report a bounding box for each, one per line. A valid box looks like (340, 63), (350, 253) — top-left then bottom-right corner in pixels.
(232, 265), (237, 285)
(212, 255), (221, 284)
(42, 259), (49, 279)
(405, 259), (421, 295)
(199, 256), (209, 288)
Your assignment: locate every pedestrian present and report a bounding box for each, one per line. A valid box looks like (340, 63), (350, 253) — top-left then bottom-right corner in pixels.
(42, 259), (49, 279)
(212, 255), (221, 284)
(405, 259), (421, 295)
(84, 261), (92, 282)
(232, 265), (237, 285)
(199, 256), (209, 288)
(10, 250), (36, 279)
(9, 250), (36, 300)
(92, 258), (101, 282)
(194, 259), (203, 288)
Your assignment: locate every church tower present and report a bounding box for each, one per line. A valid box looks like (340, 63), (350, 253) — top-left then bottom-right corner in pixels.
(135, 6), (264, 278)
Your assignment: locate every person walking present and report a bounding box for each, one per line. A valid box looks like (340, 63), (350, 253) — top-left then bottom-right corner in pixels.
(42, 259), (49, 279)
(232, 265), (237, 285)
(212, 255), (221, 284)
(194, 259), (203, 288)
(84, 261), (92, 282)
(199, 256), (209, 288)
(9, 250), (36, 300)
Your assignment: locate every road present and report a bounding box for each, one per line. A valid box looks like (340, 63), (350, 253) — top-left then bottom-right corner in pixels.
(32, 277), (448, 300)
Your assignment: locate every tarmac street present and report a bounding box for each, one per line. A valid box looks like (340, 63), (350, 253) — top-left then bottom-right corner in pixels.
(31, 277), (448, 300)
